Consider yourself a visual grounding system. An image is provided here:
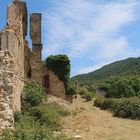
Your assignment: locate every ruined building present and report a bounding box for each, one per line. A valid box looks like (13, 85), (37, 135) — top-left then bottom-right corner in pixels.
(0, 0), (66, 129)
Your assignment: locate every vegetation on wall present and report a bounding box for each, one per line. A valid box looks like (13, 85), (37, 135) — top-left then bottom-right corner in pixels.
(46, 55), (75, 95)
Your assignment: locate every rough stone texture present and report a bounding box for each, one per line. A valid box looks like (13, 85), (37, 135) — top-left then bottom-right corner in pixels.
(0, 50), (24, 129)
(6, 0), (25, 79)
(0, 0), (69, 130)
(42, 66), (50, 93)
(42, 66), (66, 99)
(15, 1), (28, 37)
(7, 0), (27, 38)
(0, 0), (26, 129)
(30, 13), (42, 44)
(24, 40), (32, 79)
(30, 14), (42, 86)
(49, 70), (66, 99)
(0, 51), (17, 129)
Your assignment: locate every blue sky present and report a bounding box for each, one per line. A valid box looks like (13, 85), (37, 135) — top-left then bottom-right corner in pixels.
(0, 0), (140, 76)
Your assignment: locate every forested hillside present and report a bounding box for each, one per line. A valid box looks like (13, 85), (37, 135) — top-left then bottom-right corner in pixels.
(72, 57), (140, 86)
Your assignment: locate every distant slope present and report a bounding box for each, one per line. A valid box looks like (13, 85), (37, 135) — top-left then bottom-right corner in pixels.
(72, 57), (140, 85)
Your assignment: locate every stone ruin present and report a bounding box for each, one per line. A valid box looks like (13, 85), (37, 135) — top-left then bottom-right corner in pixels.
(0, 0), (66, 129)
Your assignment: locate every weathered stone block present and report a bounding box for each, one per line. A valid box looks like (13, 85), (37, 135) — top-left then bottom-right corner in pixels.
(30, 13), (42, 44)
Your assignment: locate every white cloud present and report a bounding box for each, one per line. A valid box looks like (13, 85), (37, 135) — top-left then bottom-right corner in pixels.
(42, 0), (139, 75)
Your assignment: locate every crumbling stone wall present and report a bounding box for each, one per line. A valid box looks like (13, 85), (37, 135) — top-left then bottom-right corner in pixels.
(0, 51), (24, 129)
(42, 66), (66, 99)
(49, 70), (66, 99)
(0, 0), (69, 130)
(0, 52), (14, 129)
(30, 13), (42, 86)
(1, 0), (27, 80)
(24, 40), (32, 79)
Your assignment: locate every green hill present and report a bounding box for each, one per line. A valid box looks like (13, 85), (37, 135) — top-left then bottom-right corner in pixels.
(72, 57), (140, 86)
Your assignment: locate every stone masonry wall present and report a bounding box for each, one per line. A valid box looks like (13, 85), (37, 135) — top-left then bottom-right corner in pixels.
(49, 70), (66, 99)
(42, 66), (66, 99)
(0, 51), (24, 129)
(30, 13), (42, 86)
(0, 51), (15, 129)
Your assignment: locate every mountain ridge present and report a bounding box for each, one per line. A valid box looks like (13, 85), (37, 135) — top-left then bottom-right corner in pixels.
(72, 57), (140, 85)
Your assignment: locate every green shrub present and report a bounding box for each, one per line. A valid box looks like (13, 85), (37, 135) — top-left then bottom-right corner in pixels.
(78, 88), (94, 101)
(79, 87), (88, 96)
(0, 81), (72, 140)
(28, 107), (43, 121)
(94, 97), (140, 119)
(94, 97), (114, 109)
(27, 104), (70, 131)
(14, 111), (23, 122)
(1, 104), (72, 140)
(1, 119), (69, 140)
(94, 97), (104, 108)
(98, 76), (140, 98)
(112, 98), (140, 119)
(82, 92), (93, 101)
(22, 81), (45, 107)
(49, 104), (71, 117)
(66, 85), (76, 96)
(36, 104), (61, 131)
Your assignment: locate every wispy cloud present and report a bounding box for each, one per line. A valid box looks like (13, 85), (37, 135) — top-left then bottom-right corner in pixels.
(42, 0), (140, 75)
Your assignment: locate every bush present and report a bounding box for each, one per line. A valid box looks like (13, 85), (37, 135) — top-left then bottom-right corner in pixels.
(79, 87), (88, 96)
(66, 85), (76, 96)
(50, 104), (71, 117)
(98, 76), (140, 98)
(35, 104), (61, 131)
(22, 81), (45, 107)
(1, 115), (71, 140)
(27, 104), (70, 131)
(1, 105), (72, 140)
(82, 92), (93, 101)
(0, 81), (72, 140)
(94, 97), (140, 119)
(112, 98), (140, 119)
(94, 97), (114, 109)
(79, 88), (94, 101)
(106, 79), (136, 98)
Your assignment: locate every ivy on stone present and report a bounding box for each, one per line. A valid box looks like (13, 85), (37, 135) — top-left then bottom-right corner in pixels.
(46, 55), (75, 95)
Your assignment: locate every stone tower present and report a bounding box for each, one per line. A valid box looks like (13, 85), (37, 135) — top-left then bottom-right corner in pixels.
(30, 13), (42, 86)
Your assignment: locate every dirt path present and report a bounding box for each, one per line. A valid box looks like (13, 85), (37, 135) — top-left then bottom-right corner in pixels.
(62, 95), (140, 140)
